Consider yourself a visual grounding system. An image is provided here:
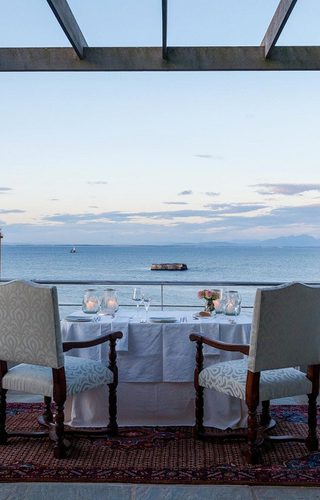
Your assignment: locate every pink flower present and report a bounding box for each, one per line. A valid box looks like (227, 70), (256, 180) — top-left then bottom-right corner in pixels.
(198, 289), (220, 302)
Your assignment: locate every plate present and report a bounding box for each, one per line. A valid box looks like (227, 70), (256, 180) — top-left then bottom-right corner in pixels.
(65, 315), (93, 322)
(149, 317), (178, 323)
(193, 312), (214, 319)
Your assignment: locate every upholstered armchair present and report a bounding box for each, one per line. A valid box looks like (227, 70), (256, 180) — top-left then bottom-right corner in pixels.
(190, 282), (320, 464)
(0, 280), (122, 458)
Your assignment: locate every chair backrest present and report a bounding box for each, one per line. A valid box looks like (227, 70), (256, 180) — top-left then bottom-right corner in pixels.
(247, 282), (320, 372)
(0, 280), (64, 368)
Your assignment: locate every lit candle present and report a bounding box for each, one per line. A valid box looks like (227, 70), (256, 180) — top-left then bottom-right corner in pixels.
(86, 299), (98, 311)
(107, 298), (117, 309)
(213, 299), (220, 309)
(225, 301), (236, 315)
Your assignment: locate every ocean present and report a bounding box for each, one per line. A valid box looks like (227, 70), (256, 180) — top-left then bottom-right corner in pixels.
(1, 244), (320, 316)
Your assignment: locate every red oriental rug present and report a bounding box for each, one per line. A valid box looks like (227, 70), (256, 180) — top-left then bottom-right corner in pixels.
(0, 403), (320, 485)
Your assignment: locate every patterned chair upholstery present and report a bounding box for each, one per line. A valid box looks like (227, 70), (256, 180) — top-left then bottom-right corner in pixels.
(0, 280), (122, 459)
(190, 282), (320, 464)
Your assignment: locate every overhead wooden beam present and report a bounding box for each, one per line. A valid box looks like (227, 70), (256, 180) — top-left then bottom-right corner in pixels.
(47, 0), (88, 59)
(1, 46), (320, 72)
(261, 0), (298, 58)
(162, 0), (168, 60)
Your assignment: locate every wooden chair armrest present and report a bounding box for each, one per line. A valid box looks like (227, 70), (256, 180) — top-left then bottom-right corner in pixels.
(63, 331), (123, 352)
(189, 333), (250, 356)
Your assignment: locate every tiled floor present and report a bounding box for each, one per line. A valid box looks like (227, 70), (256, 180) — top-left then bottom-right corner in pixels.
(0, 483), (320, 499)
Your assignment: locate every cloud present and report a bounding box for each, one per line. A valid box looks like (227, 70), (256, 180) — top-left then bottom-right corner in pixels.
(134, 210), (212, 219)
(50, 198), (59, 201)
(252, 183), (320, 196)
(267, 203), (320, 224)
(201, 203), (320, 231)
(42, 210), (191, 225)
(0, 187), (12, 193)
(42, 203), (266, 226)
(6, 202), (320, 243)
(203, 203), (266, 215)
(178, 190), (193, 196)
(87, 181), (108, 185)
(163, 201), (189, 205)
(205, 192), (220, 197)
(0, 209), (25, 214)
(194, 154), (223, 160)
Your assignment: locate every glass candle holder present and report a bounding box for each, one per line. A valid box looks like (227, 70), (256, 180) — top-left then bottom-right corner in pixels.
(100, 288), (119, 316)
(224, 290), (241, 316)
(82, 289), (101, 314)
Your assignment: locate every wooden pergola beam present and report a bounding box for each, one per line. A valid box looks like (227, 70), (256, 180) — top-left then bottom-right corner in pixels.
(47, 0), (88, 59)
(1, 46), (320, 72)
(162, 0), (168, 60)
(261, 0), (298, 58)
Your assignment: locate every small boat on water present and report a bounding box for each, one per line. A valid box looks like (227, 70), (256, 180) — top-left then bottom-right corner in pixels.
(151, 263), (188, 271)
(70, 247), (76, 253)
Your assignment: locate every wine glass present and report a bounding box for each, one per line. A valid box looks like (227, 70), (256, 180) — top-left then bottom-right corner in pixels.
(132, 287), (143, 318)
(142, 297), (151, 323)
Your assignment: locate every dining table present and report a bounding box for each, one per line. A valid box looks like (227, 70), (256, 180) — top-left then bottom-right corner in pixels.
(61, 309), (252, 430)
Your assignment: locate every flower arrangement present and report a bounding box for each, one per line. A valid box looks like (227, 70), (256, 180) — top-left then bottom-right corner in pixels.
(197, 289), (221, 313)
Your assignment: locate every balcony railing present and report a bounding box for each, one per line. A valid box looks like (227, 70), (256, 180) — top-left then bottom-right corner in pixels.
(2, 279), (319, 313)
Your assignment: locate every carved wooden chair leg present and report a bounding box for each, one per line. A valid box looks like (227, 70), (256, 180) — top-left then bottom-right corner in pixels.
(195, 384), (205, 437)
(260, 400), (270, 426)
(306, 392), (318, 451)
(38, 396), (54, 428)
(194, 338), (205, 437)
(106, 337), (119, 437)
(245, 400), (260, 464)
(244, 370), (262, 464)
(0, 388), (7, 445)
(44, 396), (53, 423)
(107, 382), (118, 436)
(53, 401), (67, 459)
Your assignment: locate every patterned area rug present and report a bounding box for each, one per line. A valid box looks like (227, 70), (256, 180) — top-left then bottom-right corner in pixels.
(1, 403), (320, 485)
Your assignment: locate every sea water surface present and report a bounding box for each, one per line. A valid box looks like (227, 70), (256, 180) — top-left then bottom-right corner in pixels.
(1, 244), (320, 315)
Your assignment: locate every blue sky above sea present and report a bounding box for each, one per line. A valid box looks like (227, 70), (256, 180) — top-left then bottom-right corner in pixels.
(1, 1), (320, 245)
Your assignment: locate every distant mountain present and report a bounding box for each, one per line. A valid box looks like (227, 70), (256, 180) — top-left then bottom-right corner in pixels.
(174, 235), (320, 247)
(234, 234), (320, 247)
(186, 241), (238, 247)
(259, 235), (320, 247)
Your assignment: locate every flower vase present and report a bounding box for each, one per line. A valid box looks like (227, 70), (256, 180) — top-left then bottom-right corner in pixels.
(205, 301), (215, 314)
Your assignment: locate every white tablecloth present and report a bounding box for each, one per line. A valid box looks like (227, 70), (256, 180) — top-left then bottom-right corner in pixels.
(61, 310), (252, 430)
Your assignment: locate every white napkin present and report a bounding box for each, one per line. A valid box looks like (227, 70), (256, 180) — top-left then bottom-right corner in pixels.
(162, 322), (195, 381)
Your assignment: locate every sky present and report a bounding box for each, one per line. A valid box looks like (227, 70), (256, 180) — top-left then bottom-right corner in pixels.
(1, 0), (320, 245)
